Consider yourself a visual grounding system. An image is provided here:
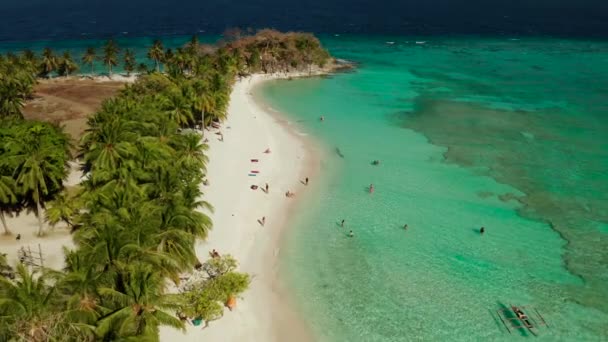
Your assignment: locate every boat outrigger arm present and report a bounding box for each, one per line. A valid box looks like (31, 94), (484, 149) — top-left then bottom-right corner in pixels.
(497, 305), (548, 335)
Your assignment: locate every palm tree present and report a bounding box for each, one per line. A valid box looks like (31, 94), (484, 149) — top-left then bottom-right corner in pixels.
(81, 46), (96, 75)
(191, 81), (216, 133)
(11, 124), (70, 236)
(0, 78), (25, 119)
(173, 133), (209, 173)
(0, 264), (61, 341)
(58, 51), (79, 77)
(186, 35), (199, 56)
(166, 48), (186, 76)
(45, 191), (78, 229)
(147, 39), (165, 72)
(39, 47), (58, 78)
(80, 117), (137, 173)
(160, 91), (194, 127)
(103, 40), (120, 77)
(58, 248), (105, 332)
(0, 175), (17, 235)
(21, 49), (37, 65)
(95, 264), (184, 340)
(123, 49), (136, 76)
(136, 63), (149, 74)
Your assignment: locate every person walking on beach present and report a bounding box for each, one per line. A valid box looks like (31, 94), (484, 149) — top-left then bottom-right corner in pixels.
(265, 183), (269, 193)
(480, 226), (485, 235)
(305, 177), (309, 185)
(260, 216), (266, 226)
(369, 184), (374, 194)
(341, 219), (345, 227)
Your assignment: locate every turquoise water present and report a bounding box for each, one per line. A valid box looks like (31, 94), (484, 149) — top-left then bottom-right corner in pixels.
(259, 37), (608, 341)
(3, 34), (607, 340)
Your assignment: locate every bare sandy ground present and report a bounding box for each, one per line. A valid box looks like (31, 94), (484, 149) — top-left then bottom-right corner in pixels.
(22, 76), (133, 142)
(159, 73), (324, 341)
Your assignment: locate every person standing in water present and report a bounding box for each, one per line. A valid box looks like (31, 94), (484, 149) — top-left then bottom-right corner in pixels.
(480, 226), (485, 235)
(320, 116), (325, 122)
(369, 184), (374, 194)
(403, 224), (408, 230)
(341, 219), (345, 227)
(348, 230), (354, 237)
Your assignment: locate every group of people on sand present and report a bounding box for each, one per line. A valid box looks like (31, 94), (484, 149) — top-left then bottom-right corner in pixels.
(256, 147), (311, 227)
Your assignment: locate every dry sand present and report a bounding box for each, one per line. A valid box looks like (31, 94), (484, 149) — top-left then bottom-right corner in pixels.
(0, 162), (83, 270)
(22, 75), (134, 141)
(159, 73), (323, 341)
(2, 71), (328, 341)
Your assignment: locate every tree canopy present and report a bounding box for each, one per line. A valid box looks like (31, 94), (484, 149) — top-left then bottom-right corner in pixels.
(0, 28), (334, 340)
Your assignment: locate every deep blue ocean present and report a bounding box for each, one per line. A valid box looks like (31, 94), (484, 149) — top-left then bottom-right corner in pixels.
(1, 0), (608, 43)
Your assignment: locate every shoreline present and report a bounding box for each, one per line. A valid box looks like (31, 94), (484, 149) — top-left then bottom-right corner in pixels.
(160, 72), (331, 341)
(1, 67), (343, 341)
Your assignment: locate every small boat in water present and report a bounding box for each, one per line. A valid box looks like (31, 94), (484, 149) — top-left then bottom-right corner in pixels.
(496, 304), (548, 336)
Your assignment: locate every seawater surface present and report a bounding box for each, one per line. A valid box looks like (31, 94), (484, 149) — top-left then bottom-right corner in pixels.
(258, 37), (608, 341)
(2, 33), (607, 341)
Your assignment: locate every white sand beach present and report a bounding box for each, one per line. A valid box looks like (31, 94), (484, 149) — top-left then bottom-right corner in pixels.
(159, 73), (321, 341)
(1, 72), (324, 342)
(0, 161), (82, 270)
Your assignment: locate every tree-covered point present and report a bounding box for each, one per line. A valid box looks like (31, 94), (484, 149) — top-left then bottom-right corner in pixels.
(219, 29), (332, 74)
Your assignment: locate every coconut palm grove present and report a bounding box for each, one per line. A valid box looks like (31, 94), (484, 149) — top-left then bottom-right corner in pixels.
(0, 30), (331, 341)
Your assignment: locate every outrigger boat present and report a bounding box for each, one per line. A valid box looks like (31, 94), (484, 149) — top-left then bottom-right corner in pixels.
(497, 305), (548, 336)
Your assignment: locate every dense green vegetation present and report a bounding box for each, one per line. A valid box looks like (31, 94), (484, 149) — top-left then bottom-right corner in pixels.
(0, 120), (71, 237)
(0, 29), (332, 341)
(0, 53), (37, 120)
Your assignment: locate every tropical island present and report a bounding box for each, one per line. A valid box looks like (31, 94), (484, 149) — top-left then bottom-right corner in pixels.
(0, 29), (339, 341)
